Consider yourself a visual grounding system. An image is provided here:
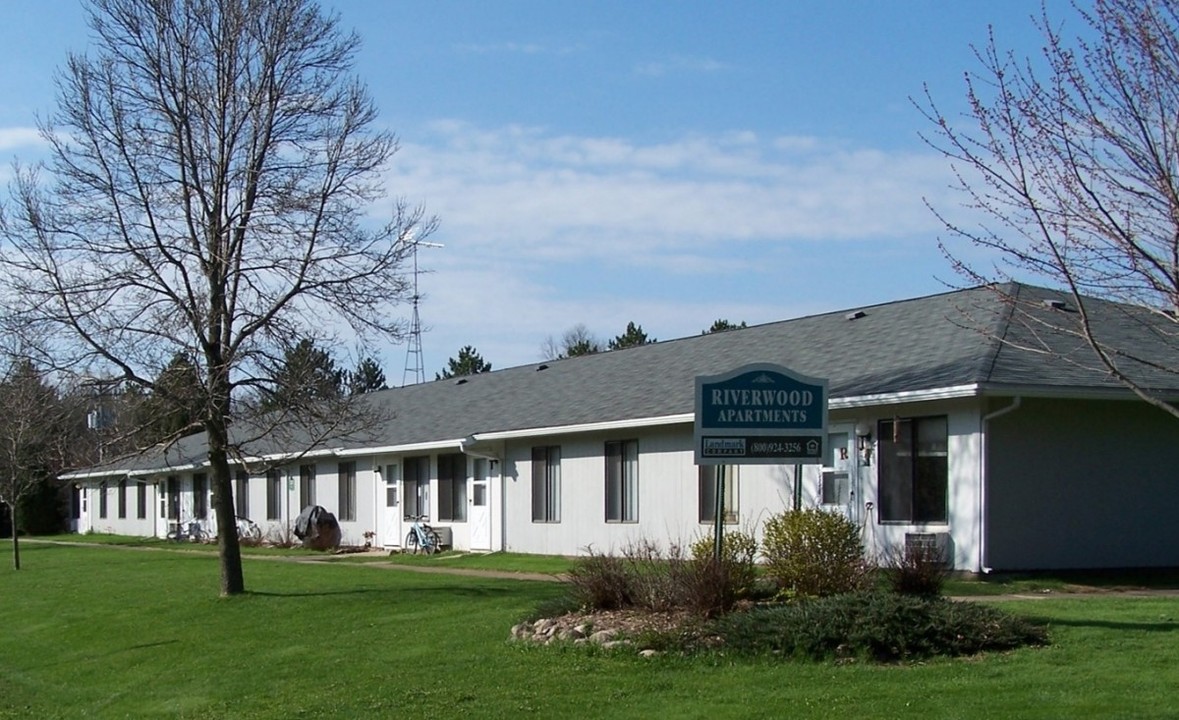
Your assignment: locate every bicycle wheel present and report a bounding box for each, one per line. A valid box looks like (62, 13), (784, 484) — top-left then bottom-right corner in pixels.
(427, 530), (443, 554)
(404, 530), (419, 554)
(236, 517), (261, 544)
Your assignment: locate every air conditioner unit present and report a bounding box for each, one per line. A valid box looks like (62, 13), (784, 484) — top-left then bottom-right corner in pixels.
(433, 525), (452, 549)
(904, 532), (952, 566)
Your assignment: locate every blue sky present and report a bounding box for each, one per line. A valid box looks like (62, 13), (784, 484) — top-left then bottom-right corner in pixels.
(0, 1), (1067, 379)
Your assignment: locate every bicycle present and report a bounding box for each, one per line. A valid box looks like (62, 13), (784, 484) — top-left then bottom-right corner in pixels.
(235, 516), (262, 544)
(403, 514), (442, 554)
(166, 518), (211, 543)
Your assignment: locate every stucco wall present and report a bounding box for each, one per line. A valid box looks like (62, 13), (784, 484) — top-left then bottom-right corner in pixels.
(985, 397), (1179, 570)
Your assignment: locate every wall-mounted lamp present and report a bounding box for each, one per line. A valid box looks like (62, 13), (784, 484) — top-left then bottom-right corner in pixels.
(855, 421), (873, 466)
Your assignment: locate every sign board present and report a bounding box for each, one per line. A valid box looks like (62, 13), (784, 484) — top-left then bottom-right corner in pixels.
(694, 363), (829, 465)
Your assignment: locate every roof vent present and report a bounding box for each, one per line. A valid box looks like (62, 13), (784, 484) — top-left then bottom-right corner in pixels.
(536, 364), (549, 372)
(1042, 298), (1067, 310)
(845, 310), (866, 321)
(455, 378), (468, 385)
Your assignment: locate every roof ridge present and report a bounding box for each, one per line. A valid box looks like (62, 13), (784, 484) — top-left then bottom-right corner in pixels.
(977, 282), (1023, 383)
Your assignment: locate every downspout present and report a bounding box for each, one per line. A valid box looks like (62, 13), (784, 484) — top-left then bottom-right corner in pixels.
(979, 397), (1021, 574)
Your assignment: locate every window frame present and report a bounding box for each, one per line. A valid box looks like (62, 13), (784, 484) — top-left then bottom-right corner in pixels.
(234, 470), (249, 518)
(136, 481), (147, 520)
(166, 476), (180, 520)
(266, 468), (282, 521)
(698, 465), (739, 524)
(299, 464), (316, 510)
(403, 455), (430, 520)
(604, 439), (639, 523)
(877, 416), (949, 524)
(436, 453), (468, 522)
(192, 473), (208, 519)
(337, 461), (356, 522)
(531, 446), (561, 523)
(117, 478), (127, 519)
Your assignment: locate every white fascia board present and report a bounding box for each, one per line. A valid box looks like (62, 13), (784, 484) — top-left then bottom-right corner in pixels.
(830, 384), (982, 409)
(976, 383), (1158, 401)
(334, 439), (466, 457)
(61, 463), (205, 481)
(240, 447), (344, 464)
(473, 413), (695, 442)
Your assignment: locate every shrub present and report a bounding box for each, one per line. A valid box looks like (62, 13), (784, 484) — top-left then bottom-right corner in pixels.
(884, 540), (950, 596)
(761, 508), (869, 597)
(703, 591), (1048, 662)
(565, 537), (757, 617)
(566, 549), (633, 610)
(689, 530), (759, 600)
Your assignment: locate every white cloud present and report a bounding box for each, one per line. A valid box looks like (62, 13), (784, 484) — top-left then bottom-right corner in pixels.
(634, 55), (730, 77)
(0, 127), (44, 152)
(371, 121), (969, 372)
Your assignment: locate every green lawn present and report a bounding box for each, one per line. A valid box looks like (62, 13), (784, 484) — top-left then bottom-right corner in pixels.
(2, 541), (1178, 719)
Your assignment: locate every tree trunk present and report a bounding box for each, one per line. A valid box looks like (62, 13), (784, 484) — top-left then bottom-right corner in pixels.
(11, 504), (20, 570)
(207, 425), (244, 595)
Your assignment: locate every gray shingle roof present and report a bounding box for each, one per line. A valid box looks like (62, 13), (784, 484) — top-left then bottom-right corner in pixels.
(67, 282), (1177, 476)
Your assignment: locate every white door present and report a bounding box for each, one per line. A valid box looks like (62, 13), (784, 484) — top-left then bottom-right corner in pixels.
(78, 487), (91, 533)
(469, 458), (492, 551)
(821, 429), (855, 522)
(156, 478), (176, 538)
(380, 463), (403, 548)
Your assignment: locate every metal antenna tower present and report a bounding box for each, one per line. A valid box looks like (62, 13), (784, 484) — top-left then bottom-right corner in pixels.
(402, 236), (443, 386)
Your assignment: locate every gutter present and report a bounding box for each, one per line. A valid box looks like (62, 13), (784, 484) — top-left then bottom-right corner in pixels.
(979, 396), (1022, 574)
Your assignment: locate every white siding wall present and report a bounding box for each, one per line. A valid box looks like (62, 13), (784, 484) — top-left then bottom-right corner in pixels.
(502, 426), (798, 557)
(985, 397), (1179, 570)
(495, 403), (986, 569)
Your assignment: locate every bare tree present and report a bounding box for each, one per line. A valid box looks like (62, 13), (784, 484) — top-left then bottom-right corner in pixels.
(918, 0), (1179, 419)
(0, 0), (434, 594)
(540, 323), (603, 360)
(0, 360), (81, 570)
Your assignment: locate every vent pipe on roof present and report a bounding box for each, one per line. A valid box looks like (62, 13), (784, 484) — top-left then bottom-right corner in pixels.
(1042, 298), (1067, 310)
(845, 310), (866, 321)
(536, 364), (549, 371)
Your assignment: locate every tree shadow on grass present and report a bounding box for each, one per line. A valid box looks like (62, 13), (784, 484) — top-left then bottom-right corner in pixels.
(1021, 615), (1178, 633)
(246, 585), (529, 600)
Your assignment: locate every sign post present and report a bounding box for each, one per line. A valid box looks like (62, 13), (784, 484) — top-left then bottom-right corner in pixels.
(694, 363), (829, 558)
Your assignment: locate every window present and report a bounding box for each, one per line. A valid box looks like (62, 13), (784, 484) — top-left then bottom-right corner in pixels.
(299, 464), (316, 509)
(384, 463), (400, 508)
(117, 479), (127, 519)
(472, 458), (488, 507)
(821, 431), (851, 506)
(136, 481), (147, 520)
(403, 456), (429, 519)
(99, 481), (108, 519)
(166, 476), (180, 520)
(605, 440), (638, 522)
(878, 416), (948, 523)
(698, 465), (739, 523)
(531, 446), (561, 523)
(71, 486), (81, 520)
(437, 453), (468, 522)
(193, 473), (207, 519)
(266, 468), (282, 521)
(234, 470), (249, 518)
(337, 462), (356, 521)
